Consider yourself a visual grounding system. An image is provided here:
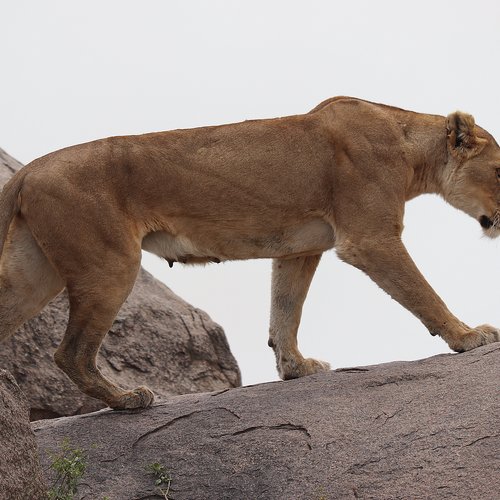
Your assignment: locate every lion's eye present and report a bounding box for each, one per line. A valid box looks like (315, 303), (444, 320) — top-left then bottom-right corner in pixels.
(497, 168), (500, 180)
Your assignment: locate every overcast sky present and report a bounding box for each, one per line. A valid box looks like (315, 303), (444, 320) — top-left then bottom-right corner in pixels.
(1, 1), (500, 385)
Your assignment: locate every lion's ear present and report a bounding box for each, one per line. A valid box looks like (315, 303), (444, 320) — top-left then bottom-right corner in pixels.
(446, 111), (486, 157)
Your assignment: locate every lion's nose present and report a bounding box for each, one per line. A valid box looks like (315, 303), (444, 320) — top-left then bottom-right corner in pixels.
(479, 215), (493, 229)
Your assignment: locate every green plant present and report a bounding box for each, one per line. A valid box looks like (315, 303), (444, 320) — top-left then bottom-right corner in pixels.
(146, 462), (172, 499)
(47, 438), (87, 500)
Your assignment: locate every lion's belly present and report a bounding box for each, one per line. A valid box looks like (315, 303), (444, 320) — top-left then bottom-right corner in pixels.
(141, 218), (335, 264)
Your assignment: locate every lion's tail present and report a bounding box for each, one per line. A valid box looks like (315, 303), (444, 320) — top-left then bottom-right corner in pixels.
(0, 170), (26, 258)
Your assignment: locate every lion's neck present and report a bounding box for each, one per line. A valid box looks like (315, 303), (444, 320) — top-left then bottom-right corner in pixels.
(405, 115), (449, 200)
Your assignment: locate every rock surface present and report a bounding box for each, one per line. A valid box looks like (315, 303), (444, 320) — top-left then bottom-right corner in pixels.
(0, 147), (23, 184)
(34, 343), (500, 500)
(0, 148), (241, 419)
(0, 370), (46, 500)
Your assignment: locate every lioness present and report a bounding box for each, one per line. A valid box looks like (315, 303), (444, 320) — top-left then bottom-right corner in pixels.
(0, 96), (499, 409)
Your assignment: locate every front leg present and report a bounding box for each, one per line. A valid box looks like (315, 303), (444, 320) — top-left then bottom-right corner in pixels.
(269, 254), (330, 379)
(336, 237), (500, 351)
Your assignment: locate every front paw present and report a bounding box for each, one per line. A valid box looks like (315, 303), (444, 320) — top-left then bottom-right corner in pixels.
(279, 357), (330, 380)
(449, 324), (500, 352)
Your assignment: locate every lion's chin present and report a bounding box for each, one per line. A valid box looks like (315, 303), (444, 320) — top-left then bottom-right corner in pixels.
(483, 228), (500, 239)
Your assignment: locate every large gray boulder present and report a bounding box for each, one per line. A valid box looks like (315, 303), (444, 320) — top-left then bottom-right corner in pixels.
(0, 370), (46, 500)
(33, 343), (500, 499)
(0, 147), (23, 183)
(0, 148), (241, 419)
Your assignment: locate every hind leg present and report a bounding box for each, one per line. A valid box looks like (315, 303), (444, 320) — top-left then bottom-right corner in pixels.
(0, 216), (64, 342)
(53, 252), (152, 410)
(268, 254), (330, 380)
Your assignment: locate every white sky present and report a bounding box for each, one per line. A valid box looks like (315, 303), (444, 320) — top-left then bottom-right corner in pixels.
(1, 1), (500, 385)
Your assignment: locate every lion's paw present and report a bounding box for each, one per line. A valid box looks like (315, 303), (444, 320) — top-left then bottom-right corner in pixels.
(450, 324), (500, 353)
(280, 357), (331, 380)
(110, 385), (155, 410)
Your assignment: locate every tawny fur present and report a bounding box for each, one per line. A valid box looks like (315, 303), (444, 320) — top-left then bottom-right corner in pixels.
(0, 96), (499, 410)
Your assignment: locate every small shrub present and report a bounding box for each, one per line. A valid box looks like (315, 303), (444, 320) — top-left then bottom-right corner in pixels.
(146, 462), (172, 499)
(47, 438), (87, 500)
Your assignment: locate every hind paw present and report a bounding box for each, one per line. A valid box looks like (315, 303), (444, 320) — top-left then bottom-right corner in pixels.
(110, 386), (155, 410)
(279, 357), (330, 380)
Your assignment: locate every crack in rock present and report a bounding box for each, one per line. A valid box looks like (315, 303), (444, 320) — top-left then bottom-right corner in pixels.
(464, 434), (499, 447)
(367, 373), (442, 387)
(231, 423), (311, 439)
(335, 367), (370, 373)
(213, 423), (312, 450)
(132, 407), (241, 448)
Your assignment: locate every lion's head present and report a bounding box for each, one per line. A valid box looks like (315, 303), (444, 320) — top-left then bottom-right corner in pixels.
(443, 111), (500, 238)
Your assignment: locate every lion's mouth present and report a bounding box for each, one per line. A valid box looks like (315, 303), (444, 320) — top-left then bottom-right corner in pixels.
(479, 215), (493, 229)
